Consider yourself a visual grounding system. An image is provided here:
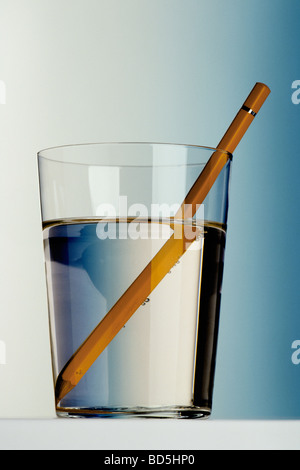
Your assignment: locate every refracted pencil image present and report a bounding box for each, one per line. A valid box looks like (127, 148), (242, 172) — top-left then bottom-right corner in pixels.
(38, 84), (270, 418)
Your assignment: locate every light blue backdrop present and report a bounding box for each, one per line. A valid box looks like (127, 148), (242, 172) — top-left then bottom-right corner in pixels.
(198, 0), (300, 419)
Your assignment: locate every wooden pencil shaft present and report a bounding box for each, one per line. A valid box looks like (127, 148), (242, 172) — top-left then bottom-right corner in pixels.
(55, 83), (270, 403)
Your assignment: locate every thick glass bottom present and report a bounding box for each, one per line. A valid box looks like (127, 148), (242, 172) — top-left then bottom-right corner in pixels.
(56, 405), (211, 419)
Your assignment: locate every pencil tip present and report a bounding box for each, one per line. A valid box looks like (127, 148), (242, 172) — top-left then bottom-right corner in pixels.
(55, 375), (74, 405)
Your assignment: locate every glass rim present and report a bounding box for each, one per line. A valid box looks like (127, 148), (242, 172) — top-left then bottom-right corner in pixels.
(37, 141), (233, 166)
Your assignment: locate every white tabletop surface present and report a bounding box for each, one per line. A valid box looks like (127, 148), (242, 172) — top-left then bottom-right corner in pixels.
(0, 419), (299, 450)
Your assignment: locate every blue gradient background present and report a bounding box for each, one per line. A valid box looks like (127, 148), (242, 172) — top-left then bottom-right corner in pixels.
(1, 0), (300, 424)
(194, 0), (300, 420)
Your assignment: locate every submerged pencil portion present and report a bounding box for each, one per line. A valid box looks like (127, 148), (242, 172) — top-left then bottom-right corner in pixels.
(55, 376), (73, 406)
(54, 83), (271, 405)
(55, 232), (194, 403)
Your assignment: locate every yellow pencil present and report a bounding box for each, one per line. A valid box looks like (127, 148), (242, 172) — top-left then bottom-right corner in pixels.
(55, 82), (270, 405)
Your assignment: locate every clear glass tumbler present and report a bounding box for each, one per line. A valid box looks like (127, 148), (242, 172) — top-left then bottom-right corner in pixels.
(38, 142), (232, 418)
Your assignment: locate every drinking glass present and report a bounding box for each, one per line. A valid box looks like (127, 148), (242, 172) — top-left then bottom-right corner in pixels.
(38, 142), (231, 418)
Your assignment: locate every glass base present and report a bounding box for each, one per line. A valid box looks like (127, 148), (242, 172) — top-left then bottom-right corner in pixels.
(56, 405), (211, 419)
